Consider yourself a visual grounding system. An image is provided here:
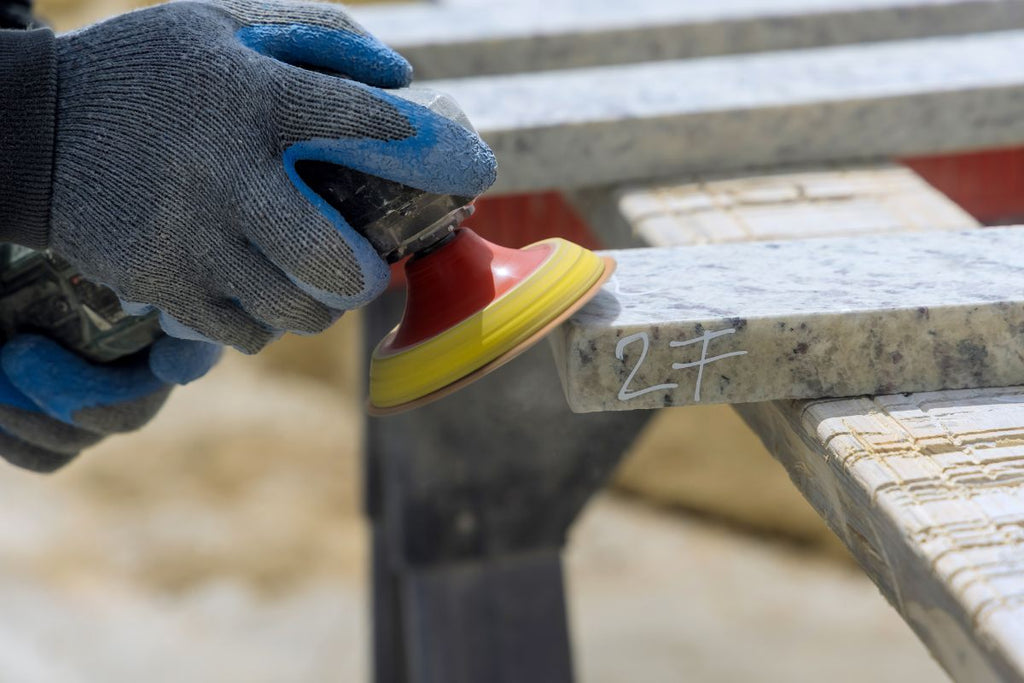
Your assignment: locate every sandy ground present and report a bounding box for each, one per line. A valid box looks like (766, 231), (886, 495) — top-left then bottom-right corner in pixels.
(0, 333), (947, 682)
(569, 497), (945, 683)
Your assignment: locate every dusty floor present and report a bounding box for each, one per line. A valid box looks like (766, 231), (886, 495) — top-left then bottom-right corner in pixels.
(0, 335), (947, 682)
(569, 497), (945, 683)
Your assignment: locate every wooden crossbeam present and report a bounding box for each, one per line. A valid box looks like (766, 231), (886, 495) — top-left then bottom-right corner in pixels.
(550, 226), (1024, 412)
(354, 0), (1024, 79)
(425, 31), (1024, 193)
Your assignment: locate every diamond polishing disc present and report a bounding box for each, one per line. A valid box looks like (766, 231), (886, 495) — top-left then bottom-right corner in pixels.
(367, 228), (614, 415)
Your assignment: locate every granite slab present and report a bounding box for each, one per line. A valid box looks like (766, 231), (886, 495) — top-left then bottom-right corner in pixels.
(549, 226), (1024, 412)
(737, 389), (1024, 682)
(355, 0), (1024, 79)
(429, 31), (1024, 193)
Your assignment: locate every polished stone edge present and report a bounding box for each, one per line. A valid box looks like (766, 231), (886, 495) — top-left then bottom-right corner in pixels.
(428, 31), (1024, 193)
(356, 0), (1024, 79)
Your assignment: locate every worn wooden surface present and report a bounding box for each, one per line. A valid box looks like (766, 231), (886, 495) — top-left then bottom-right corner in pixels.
(737, 391), (1024, 682)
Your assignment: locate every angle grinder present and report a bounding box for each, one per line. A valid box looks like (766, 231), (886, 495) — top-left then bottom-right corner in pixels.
(0, 88), (613, 413)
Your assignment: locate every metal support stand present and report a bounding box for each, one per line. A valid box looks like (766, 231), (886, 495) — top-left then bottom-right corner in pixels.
(364, 289), (652, 683)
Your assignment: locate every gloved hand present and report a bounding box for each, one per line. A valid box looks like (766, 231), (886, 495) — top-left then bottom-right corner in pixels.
(0, 334), (221, 472)
(46, 0), (496, 352)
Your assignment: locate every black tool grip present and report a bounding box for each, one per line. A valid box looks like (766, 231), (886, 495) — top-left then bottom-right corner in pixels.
(0, 245), (162, 364)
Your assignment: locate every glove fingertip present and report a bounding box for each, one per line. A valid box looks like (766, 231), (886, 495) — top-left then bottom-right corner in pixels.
(3, 449), (79, 474)
(343, 34), (413, 88)
(275, 152), (392, 309)
(149, 337), (223, 385)
(0, 428), (79, 474)
(292, 266), (389, 311)
(370, 48), (414, 89)
(155, 311), (218, 345)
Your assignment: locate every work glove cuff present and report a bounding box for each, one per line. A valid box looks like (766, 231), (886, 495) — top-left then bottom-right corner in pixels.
(0, 27), (56, 249)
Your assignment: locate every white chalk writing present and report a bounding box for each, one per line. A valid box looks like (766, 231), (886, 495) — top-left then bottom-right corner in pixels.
(615, 332), (679, 401)
(669, 328), (748, 402)
(615, 328), (747, 403)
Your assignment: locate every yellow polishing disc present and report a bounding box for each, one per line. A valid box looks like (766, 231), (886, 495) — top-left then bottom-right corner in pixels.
(368, 238), (610, 413)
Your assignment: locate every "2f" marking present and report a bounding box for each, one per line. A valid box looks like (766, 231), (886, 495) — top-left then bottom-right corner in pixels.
(616, 329), (747, 402)
(615, 332), (679, 401)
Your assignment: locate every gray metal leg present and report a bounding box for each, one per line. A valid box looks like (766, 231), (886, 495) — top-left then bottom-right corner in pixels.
(364, 288), (652, 683)
(369, 524), (407, 683)
(402, 551), (573, 683)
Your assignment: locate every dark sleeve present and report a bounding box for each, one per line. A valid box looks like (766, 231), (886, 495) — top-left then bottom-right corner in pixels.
(0, 27), (57, 248)
(0, 0), (34, 30)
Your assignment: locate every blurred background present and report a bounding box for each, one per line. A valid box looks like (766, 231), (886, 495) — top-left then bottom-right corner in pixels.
(1, 0), (949, 681)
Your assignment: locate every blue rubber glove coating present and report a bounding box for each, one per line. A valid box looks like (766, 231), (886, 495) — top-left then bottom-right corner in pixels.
(0, 335), (221, 472)
(49, 0), (498, 353)
(235, 24), (411, 88)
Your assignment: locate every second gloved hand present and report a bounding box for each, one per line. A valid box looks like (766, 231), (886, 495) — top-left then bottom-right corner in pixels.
(43, 0), (497, 352)
(0, 335), (221, 472)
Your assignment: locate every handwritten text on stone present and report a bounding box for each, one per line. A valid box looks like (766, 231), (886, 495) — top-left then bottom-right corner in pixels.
(615, 328), (747, 402)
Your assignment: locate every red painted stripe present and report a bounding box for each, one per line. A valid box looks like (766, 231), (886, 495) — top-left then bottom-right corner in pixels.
(903, 147), (1024, 225)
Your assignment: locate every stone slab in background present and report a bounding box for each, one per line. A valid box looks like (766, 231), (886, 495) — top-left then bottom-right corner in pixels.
(617, 165), (979, 246)
(737, 388), (1024, 682)
(431, 31), (1024, 193)
(571, 163), (979, 249)
(355, 0), (1024, 79)
(552, 226), (1024, 412)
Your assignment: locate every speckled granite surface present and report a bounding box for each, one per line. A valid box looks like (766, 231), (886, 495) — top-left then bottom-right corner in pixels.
(432, 31), (1024, 193)
(550, 227), (1024, 412)
(356, 0), (1024, 79)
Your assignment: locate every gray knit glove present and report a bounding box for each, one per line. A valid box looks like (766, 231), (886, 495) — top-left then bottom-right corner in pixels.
(50, 0), (496, 352)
